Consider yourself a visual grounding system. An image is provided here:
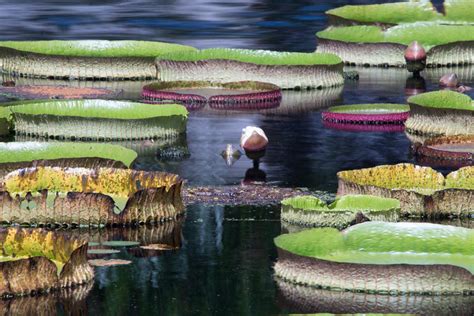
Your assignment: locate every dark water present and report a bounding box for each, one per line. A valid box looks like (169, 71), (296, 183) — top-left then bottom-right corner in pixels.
(0, 0), (472, 315)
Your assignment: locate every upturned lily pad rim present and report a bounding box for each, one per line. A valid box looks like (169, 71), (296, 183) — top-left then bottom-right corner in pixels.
(0, 40), (196, 58)
(0, 142), (137, 168)
(325, 103), (409, 114)
(143, 80), (281, 92)
(281, 194), (400, 213)
(338, 163), (473, 194)
(408, 90), (474, 111)
(156, 48), (342, 65)
(9, 99), (188, 120)
(317, 23), (474, 50)
(274, 222), (474, 273)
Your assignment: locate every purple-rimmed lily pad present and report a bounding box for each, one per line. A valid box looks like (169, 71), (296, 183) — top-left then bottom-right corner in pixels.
(322, 103), (409, 124)
(323, 120), (405, 133)
(142, 81), (282, 111)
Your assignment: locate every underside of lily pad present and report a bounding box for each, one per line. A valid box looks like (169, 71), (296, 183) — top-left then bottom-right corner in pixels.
(322, 104), (409, 124)
(10, 99), (188, 140)
(281, 195), (400, 229)
(276, 279), (474, 315)
(316, 24), (474, 67)
(0, 40), (196, 80)
(274, 222), (474, 295)
(0, 142), (137, 180)
(142, 81), (282, 110)
(0, 85), (118, 101)
(337, 163), (474, 217)
(0, 166), (184, 226)
(0, 228), (93, 297)
(406, 90), (474, 136)
(156, 48), (344, 89)
(414, 135), (474, 164)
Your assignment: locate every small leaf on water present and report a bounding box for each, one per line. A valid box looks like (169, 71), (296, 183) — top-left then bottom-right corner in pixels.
(140, 243), (179, 251)
(101, 241), (140, 247)
(88, 249), (120, 255)
(88, 259), (132, 267)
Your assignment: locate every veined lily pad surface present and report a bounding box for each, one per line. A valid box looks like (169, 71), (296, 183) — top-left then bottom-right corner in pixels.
(322, 104), (409, 124)
(0, 166), (185, 226)
(10, 99), (188, 140)
(281, 195), (400, 229)
(316, 23), (474, 66)
(0, 142), (137, 178)
(0, 227), (93, 296)
(337, 163), (474, 217)
(406, 90), (474, 136)
(0, 40), (196, 80)
(274, 222), (474, 295)
(142, 81), (282, 111)
(156, 48), (344, 89)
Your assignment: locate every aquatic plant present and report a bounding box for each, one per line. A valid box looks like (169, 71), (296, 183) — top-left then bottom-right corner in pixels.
(0, 85), (118, 101)
(142, 81), (282, 110)
(274, 222), (474, 295)
(0, 106), (11, 136)
(0, 227), (93, 296)
(326, 1), (439, 26)
(322, 103), (409, 124)
(0, 40), (196, 80)
(0, 166), (184, 226)
(0, 142), (137, 180)
(10, 99), (188, 140)
(156, 48), (344, 89)
(337, 163), (474, 217)
(281, 195), (400, 229)
(406, 90), (474, 136)
(413, 134), (474, 163)
(316, 23), (474, 66)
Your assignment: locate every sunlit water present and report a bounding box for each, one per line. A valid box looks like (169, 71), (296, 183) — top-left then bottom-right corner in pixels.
(0, 0), (473, 315)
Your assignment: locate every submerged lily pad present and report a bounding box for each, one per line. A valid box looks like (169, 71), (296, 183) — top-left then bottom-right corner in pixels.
(0, 228), (93, 297)
(281, 195), (400, 229)
(0, 166), (185, 226)
(0, 40), (196, 80)
(322, 104), (409, 124)
(10, 99), (188, 140)
(142, 81), (282, 111)
(274, 221), (474, 295)
(156, 48), (344, 89)
(406, 90), (474, 136)
(337, 163), (474, 217)
(317, 23), (474, 66)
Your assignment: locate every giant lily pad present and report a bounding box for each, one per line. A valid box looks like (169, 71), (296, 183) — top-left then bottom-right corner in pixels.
(406, 90), (474, 136)
(0, 85), (118, 101)
(0, 40), (196, 80)
(281, 195), (400, 229)
(10, 99), (188, 140)
(0, 166), (184, 226)
(326, 2), (439, 26)
(142, 81), (282, 111)
(317, 23), (474, 67)
(414, 134), (474, 166)
(0, 142), (137, 180)
(274, 222), (474, 295)
(0, 228), (93, 296)
(337, 163), (474, 217)
(322, 104), (409, 124)
(156, 48), (344, 89)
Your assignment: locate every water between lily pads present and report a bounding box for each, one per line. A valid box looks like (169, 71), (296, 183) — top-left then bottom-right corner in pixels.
(2, 0), (474, 315)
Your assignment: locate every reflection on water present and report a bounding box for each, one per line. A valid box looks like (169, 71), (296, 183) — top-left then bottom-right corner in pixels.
(276, 279), (474, 315)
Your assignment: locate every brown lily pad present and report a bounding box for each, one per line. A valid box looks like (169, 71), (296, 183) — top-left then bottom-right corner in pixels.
(140, 243), (179, 251)
(88, 259), (132, 267)
(0, 85), (118, 100)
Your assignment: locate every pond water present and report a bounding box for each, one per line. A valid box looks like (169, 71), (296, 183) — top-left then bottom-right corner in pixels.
(1, 0), (473, 315)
